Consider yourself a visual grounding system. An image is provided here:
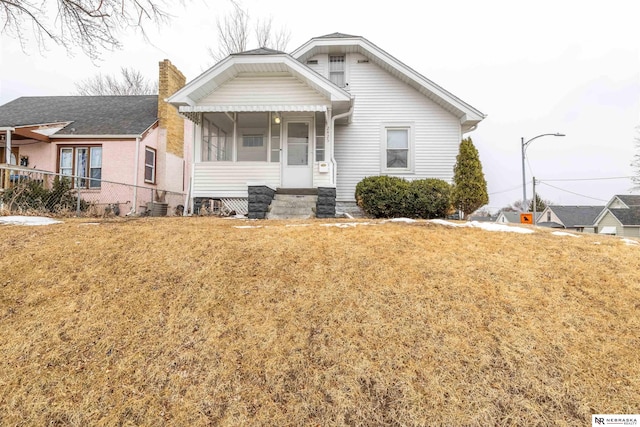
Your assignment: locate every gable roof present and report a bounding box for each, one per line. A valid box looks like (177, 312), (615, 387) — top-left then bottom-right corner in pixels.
(608, 208), (640, 226)
(0, 96), (158, 136)
(547, 205), (604, 228)
(291, 33), (486, 132)
(167, 52), (352, 114)
(612, 194), (640, 208)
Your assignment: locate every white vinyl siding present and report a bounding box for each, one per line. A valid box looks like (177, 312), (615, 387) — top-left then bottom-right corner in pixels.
(199, 75), (330, 108)
(597, 211), (622, 236)
(193, 162), (280, 198)
(334, 53), (460, 201)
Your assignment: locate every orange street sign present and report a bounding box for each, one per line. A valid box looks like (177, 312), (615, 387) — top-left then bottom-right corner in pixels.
(520, 213), (533, 224)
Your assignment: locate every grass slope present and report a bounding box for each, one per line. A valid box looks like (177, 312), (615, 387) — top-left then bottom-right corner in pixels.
(0, 218), (639, 426)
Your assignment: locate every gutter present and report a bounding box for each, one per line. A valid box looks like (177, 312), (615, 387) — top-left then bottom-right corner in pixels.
(330, 104), (354, 187)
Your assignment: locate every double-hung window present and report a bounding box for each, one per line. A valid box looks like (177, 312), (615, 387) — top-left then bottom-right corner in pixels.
(329, 55), (346, 87)
(381, 124), (414, 173)
(145, 147), (156, 184)
(59, 146), (102, 188)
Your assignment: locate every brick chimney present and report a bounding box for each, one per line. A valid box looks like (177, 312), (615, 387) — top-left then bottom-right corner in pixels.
(158, 59), (186, 157)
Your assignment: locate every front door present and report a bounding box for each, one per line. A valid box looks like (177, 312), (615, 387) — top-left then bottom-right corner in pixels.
(282, 121), (312, 188)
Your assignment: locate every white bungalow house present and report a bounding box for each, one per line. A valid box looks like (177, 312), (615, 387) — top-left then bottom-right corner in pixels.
(168, 33), (485, 218)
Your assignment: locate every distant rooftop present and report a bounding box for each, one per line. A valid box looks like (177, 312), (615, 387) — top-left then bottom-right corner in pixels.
(0, 96), (158, 136)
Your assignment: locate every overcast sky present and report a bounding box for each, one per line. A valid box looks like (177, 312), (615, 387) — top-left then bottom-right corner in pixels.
(1, 0), (639, 211)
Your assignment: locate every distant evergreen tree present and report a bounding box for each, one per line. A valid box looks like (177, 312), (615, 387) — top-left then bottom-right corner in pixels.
(452, 137), (489, 218)
(528, 193), (548, 212)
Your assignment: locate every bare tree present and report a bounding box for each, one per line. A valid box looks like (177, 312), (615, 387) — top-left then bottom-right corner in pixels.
(209, 0), (290, 63)
(75, 67), (158, 95)
(1, 0), (181, 60)
(255, 17), (290, 51)
(631, 126), (640, 189)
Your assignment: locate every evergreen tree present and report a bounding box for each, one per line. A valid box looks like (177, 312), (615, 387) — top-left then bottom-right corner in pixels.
(528, 193), (548, 212)
(452, 137), (489, 218)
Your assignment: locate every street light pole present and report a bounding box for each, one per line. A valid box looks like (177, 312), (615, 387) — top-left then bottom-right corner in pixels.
(521, 133), (565, 211)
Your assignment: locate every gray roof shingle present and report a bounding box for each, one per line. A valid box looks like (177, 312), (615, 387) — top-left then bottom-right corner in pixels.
(608, 208), (640, 226)
(0, 96), (158, 136)
(615, 195), (640, 208)
(233, 47), (286, 55)
(548, 205), (604, 227)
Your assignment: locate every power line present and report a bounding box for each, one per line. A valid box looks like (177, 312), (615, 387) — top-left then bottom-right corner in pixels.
(538, 181), (609, 202)
(488, 184), (523, 196)
(540, 176), (633, 182)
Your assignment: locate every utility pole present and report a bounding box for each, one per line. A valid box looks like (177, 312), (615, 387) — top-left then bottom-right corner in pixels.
(532, 176), (537, 226)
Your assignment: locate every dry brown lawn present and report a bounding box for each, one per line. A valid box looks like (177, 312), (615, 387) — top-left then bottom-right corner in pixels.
(0, 217), (639, 426)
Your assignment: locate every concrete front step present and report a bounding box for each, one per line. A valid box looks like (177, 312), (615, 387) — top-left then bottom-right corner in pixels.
(267, 194), (317, 219)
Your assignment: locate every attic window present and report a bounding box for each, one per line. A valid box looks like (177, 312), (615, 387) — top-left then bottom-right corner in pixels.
(329, 55), (345, 87)
(306, 60), (318, 65)
(357, 59), (369, 63)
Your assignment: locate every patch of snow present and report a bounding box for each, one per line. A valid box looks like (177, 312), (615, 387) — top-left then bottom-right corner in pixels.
(427, 219), (534, 234)
(233, 225), (263, 229)
(383, 218), (417, 224)
(79, 222), (100, 226)
(320, 222), (372, 228)
(621, 238), (639, 246)
(0, 216), (62, 226)
(593, 242), (601, 245)
(552, 231), (581, 238)
(285, 224), (312, 227)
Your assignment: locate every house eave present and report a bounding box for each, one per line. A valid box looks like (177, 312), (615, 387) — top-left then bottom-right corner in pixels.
(50, 134), (140, 140)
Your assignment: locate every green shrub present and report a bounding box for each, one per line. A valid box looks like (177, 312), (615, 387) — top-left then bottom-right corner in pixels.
(355, 176), (452, 219)
(409, 178), (452, 219)
(355, 175), (410, 218)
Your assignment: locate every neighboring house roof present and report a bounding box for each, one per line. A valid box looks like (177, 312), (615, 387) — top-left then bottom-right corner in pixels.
(613, 194), (640, 208)
(0, 96), (158, 136)
(593, 194), (640, 226)
(291, 33), (486, 132)
(608, 208), (640, 226)
(546, 205), (604, 228)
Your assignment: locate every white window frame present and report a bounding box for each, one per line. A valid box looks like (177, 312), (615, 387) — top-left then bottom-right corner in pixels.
(380, 123), (415, 174)
(329, 55), (346, 88)
(144, 146), (156, 184)
(58, 146), (102, 189)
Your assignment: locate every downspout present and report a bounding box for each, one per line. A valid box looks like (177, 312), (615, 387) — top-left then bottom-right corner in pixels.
(330, 105), (354, 187)
(132, 136), (141, 213)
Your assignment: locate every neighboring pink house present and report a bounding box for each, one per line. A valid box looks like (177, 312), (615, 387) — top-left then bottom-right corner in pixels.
(0, 60), (188, 215)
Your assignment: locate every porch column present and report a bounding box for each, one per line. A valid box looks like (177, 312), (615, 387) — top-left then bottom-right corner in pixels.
(2, 128), (13, 189)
